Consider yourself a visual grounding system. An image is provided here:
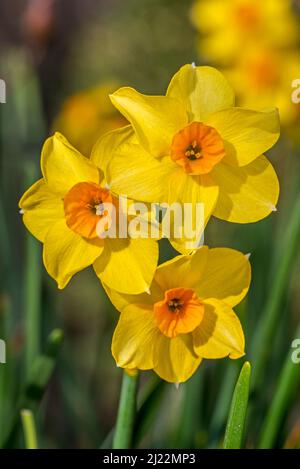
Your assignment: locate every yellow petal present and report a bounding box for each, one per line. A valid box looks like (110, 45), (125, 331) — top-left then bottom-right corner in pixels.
(112, 304), (158, 370)
(110, 87), (188, 157)
(91, 125), (133, 175)
(167, 64), (235, 121)
(212, 155), (279, 223)
(94, 237), (159, 294)
(41, 132), (99, 195)
(154, 334), (202, 383)
(19, 179), (64, 242)
(193, 298), (245, 359)
(154, 246), (209, 292)
(206, 108), (280, 166)
(43, 219), (103, 289)
(105, 125), (177, 203)
(196, 248), (251, 307)
(168, 171), (219, 253)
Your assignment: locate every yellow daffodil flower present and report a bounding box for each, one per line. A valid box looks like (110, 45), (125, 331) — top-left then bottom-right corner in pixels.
(226, 47), (300, 127)
(100, 64), (280, 252)
(105, 246), (251, 383)
(19, 132), (158, 294)
(190, 0), (299, 64)
(52, 84), (127, 156)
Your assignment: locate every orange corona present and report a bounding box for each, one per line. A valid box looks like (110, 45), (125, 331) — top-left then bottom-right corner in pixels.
(170, 122), (226, 175)
(64, 182), (113, 239)
(154, 287), (204, 338)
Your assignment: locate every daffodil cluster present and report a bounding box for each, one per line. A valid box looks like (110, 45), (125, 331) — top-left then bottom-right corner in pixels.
(20, 64), (280, 383)
(191, 0), (300, 127)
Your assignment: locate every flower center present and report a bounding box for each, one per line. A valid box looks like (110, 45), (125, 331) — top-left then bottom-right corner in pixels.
(170, 122), (226, 175)
(153, 287), (204, 338)
(185, 141), (203, 161)
(64, 182), (113, 239)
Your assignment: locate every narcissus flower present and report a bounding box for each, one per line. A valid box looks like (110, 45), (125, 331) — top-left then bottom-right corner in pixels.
(19, 132), (158, 294)
(101, 64), (280, 252)
(106, 246), (251, 383)
(52, 84), (127, 156)
(190, 0), (299, 64)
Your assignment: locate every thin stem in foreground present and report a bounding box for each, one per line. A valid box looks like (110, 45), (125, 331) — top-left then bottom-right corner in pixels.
(21, 409), (38, 449)
(113, 370), (139, 449)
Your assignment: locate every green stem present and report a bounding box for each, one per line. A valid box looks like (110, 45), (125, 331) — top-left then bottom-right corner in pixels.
(113, 371), (139, 449)
(258, 323), (300, 448)
(250, 194), (300, 389)
(21, 409), (38, 449)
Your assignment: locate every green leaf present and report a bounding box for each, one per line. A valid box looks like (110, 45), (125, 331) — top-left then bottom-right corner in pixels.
(21, 409), (38, 449)
(1, 329), (63, 448)
(223, 361), (251, 449)
(258, 323), (300, 448)
(250, 194), (300, 389)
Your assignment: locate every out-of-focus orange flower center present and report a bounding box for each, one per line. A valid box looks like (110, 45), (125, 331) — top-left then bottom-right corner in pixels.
(234, 3), (261, 30)
(153, 287), (204, 338)
(170, 122), (226, 175)
(64, 182), (113, 239)
(246, 55), (280, 89)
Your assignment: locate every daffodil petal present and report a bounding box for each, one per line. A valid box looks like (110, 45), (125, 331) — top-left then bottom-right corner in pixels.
(212, 155), (279, 223)
(196, 248), (251, 307)
(19, 179), (64, 242)
(154, 334), (202, 383)
(193, 298), (245, 359)
(105, 126), (177, 203)
(112, 304), (158, 370)
(206, 108), (280, 166)
(110, 87), (188, 157)
(168, 171), (219, 253)
(41, 132), (99, 195)
(94, 237), (159, 294)
(154, 246), (209, 292)
(167, 64), (235, 121)
(43, 219), (103, 289)
(103, 279), (163, 313)
(91, 125), (133, 175)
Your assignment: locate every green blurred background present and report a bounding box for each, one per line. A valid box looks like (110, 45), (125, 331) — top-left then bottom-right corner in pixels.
(1, 0), (300, 449)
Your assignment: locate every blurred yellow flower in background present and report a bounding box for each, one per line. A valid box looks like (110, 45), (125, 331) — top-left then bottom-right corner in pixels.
(191, 0), (300, 129)
(103, 64), (280, 252)
(106, 246), (251, 383)
(52, 84), (127, 156)
(19, 132), (158, 294)
(191, 0), (299, 65)
(227, 47), (300, 127)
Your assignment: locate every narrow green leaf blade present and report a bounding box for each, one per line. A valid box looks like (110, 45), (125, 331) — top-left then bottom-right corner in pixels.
(223, 361), (251, 449)
(1, 328), (63, 448)
(21, 409), (38, 449)
(258, 323), (300, 448)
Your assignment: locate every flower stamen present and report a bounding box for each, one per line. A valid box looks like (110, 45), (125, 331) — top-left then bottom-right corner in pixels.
(168, 298), (184, 313)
